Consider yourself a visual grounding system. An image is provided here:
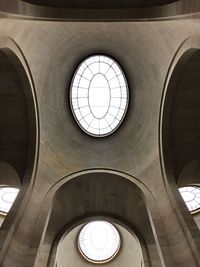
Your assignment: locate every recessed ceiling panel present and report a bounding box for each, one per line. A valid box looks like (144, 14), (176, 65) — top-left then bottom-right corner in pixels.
(22, 0), (178, 9)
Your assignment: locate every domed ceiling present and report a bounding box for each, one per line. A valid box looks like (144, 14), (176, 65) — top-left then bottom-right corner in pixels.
(22, 0), (178, 9)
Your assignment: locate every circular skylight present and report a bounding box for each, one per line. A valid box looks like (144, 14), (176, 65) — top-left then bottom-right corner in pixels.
(78, 221), (121, 263)
(0, 187), (19, 214)
(179, 186), (200, 214)
(70, 55), (129, 137)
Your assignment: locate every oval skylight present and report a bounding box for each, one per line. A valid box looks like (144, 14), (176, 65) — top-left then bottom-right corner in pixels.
(179, 186), (200, 214)
(70, 55), (129, 137)
(78, 221), (121, 263)
(0, 187), (19, 214)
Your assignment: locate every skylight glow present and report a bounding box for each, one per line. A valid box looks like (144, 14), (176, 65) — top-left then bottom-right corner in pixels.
(0, 187), (19, 214)
(179, 186), (200, 214)
(78, 221), (121, 263)
(70, 55), (129, 137)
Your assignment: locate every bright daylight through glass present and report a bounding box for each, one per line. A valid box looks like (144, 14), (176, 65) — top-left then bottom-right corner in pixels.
(0, 187), (19, 214)
(70, 55), (129, 136)
(179, 186), (200, 213)
(78, 221), (121, 263)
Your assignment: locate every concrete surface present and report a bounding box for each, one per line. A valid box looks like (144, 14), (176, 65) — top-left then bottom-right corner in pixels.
(0, 2), (199, 267)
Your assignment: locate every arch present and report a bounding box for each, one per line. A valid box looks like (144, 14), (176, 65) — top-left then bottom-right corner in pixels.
(53, 220), (147, 267)
(160, 36), (200, 261)
(31, 169), (173, 267)
(160, 36), (200, 184)
(0, 0), (199, 20)
(0, 37), (39, 260)
(47, 216), (151, 267)
(0, 38), (39, 185)
(161, 47), (200, 183)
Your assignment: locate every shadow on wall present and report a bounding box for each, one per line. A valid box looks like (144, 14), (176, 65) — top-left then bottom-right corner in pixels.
(0, 161), (20, 226)
(0, 0), (199, 20)
(0, 161), (21, 187)
(161, 47), (200, 235)
(163, 49), (200, 181)
(32, 171), (169, 267)
(0, 45), (37, 251)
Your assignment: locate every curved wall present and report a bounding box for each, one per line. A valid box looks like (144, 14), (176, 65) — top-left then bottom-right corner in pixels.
(22, 0), (177, 9)
(46, 173), (153, 243)
(56, 223), (143, 267)
(0, 14), (200, 267)
(33, 172), (159, 267)
(0, 49), (30, 181)
(162, 48), (200, 181)
(160, 40), (200, 266)
(0, 39), (38, 265)
(0, 0), (199, 20)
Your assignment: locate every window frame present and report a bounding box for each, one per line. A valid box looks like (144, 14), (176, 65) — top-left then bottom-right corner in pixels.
(179, 185), (200, 215)
(69, 54), (129, 137)
(77, 221), (121, 264)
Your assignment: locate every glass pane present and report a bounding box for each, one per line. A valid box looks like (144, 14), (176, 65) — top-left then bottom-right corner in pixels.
(179, 186), (200, 213)
(0, 187), (19, 214)
(78, 221), (121, 263)
(70, 55), (129, 137)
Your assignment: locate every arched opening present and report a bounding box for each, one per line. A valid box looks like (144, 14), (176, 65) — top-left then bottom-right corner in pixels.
(162, 49), (200, 182)
(32, 171), (170, 267)
(55, 221), (144, 267)
(161, 47), (200, 243)
(0, 48), (36, 182)
(0, 45), (38, 247)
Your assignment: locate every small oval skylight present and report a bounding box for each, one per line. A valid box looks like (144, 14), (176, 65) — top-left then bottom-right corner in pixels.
(78, 221), (121, 263)
(70, 55), (129, 137)
(0, 187), (19, 214)
(179, 186), (200, 214)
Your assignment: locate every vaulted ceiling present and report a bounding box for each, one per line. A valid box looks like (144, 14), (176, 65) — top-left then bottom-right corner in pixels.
(0, 0), (199, 20)
(22, 0), (178, 9)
